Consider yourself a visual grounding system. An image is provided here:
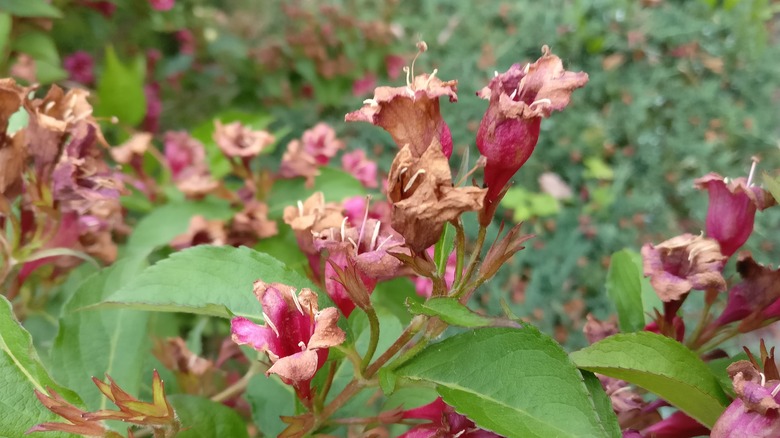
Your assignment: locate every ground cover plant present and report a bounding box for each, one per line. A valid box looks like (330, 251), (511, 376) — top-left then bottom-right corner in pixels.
(2, 0), (780, 437)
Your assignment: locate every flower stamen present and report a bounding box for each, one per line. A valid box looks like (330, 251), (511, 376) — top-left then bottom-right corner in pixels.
(263, 312), (280, 337)
(290, 290), (304, 315)
(403, 169), (426, 193)
(370, 221), (381, 251)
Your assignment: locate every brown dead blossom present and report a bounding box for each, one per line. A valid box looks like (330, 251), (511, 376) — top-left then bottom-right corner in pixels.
(279, 139), (320, 188)
(283, 192), (344, 256)
(213, 120), (274, 158)
(170, 215), (227, 249)
(0, 79), (26, 198)
(387, 139), (486, 252)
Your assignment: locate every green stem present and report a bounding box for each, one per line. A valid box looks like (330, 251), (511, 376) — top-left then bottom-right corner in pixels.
(687, 299), (714, 350)
(361, 306), (381, 371)
(315, 361), (338, 413)
(453, 219), (466, 289)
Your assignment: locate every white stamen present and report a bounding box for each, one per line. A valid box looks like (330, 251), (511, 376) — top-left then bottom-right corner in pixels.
(375, 235), (393, 252)
(494, 71), (499, 77)
(404, 66), (411, 87)
(297, 200), (304, 216)
(523, 63), (530, 74)
(298, 341), (306, 351)
(772, 383), (780, 397)
(44, 101), (56, 113)
(723, 177), (730, 184)
(347, 237), (358, 249)
(747, 159), (758, 187)
(62, 108), (73, 121)
(340, 217), (348, 242)
(263, 312), (280, 337)
(399, 167), (408, 176)
(424, 69), (438, 88)
(509, 89), (518, 100)
(530, 98), (552, 108)
(290, 290), (304, 315)
(356, 196), (371, 250)
(403, 169), (426, 193)
(362, 98), (379, 107)
(761, 372), (767, 387)
(329, 228), (335, 240)
(370, 221), (381, 251)
(453, 431), (465, 438)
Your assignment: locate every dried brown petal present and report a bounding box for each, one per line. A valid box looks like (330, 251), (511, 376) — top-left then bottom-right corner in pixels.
(387, 140), (486, 252)
(110, 132), (153, 164)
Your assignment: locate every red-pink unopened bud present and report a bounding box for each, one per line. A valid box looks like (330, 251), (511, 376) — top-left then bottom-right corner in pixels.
(476, 46), (588, 203)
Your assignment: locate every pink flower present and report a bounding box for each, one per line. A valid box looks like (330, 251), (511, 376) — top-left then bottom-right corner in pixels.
(63, 51), (95, 85)
(352, 73), (377, 97)
(79, 1), (116, 18)
(231, 282), (345, 406)
(341, 149), (378, 188)
(385, 54), (405, 80)
(314, 217), (407, 317)
(149, 0), (174, 11)
(711, 359), (780, 438)
(163, 131), (207, 179)
(414, 247), (457, 298)
(302, 123), (344, 165)
(398, 397), (502, 438)
(142, 83), (162, 133)
(342, 196), (391, 226)
(476, 46), (588, 203)
(641, 411), (710, 438)
(694, 172), (775, 258)
(714, 255), (780, 328)
(176, 29), (196, 55)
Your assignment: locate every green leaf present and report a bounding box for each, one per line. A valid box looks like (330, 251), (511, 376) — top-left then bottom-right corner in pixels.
(434, 222), (454, 277)
(7, 106), (28, 134)
(95, 46), (146, 127)
(407, 297), (492, 328)
(570, 332), (730, 427)
(50, 256), (151, 411)
(707, 352), (748, 397)
(97, 246), (316, 319)
(0, 0), (62, 18)
(246, 374), (294, 436)
(763, 172), (780, 205)
(0, 13), (11, 57)
(253, 225), (307, 275)
(0, 295), (81, 438)
(267, 167), (365, 219)
(581, 371), (621, 438)
(605, 249), (645, 332)
(124, 199), (233, 256)
(628, 250), (662, 320)
(12, 30), (60, 64)
(396, 327), (614, 438)
(583, 157), (614, 180)
(170, 395), (248, 437)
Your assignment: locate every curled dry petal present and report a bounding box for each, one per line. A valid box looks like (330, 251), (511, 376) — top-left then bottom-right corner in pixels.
(110, 132), (152, 164)
(711, 358), (780, 437)
(387, 140), (486, 252)
(476, 46), (588, 203)
(694, 173), (776, 257)
(28, 388), (108, 436)
(283, 192), (344, 256)
(346, 72), (458, 158)
(228, 201), (278, 246)
(641, 233), (727, 302)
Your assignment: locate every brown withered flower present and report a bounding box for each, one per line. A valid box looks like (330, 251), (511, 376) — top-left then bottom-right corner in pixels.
(279, 139), (320, 188)
(283, 192), (344, 255)
(387, 139), (486, 252)
(345, 57), (458, 158)
(227, 201), (278, 246)
(0, 79), (26, 197)
(153, 337), (215, 396)
(641, 233), (727, 302)
(170, 215), (227, 249)
(213, 120), (275, 158)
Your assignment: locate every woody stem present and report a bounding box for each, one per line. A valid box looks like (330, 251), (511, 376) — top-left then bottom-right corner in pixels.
(211, 361), (262, 403)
